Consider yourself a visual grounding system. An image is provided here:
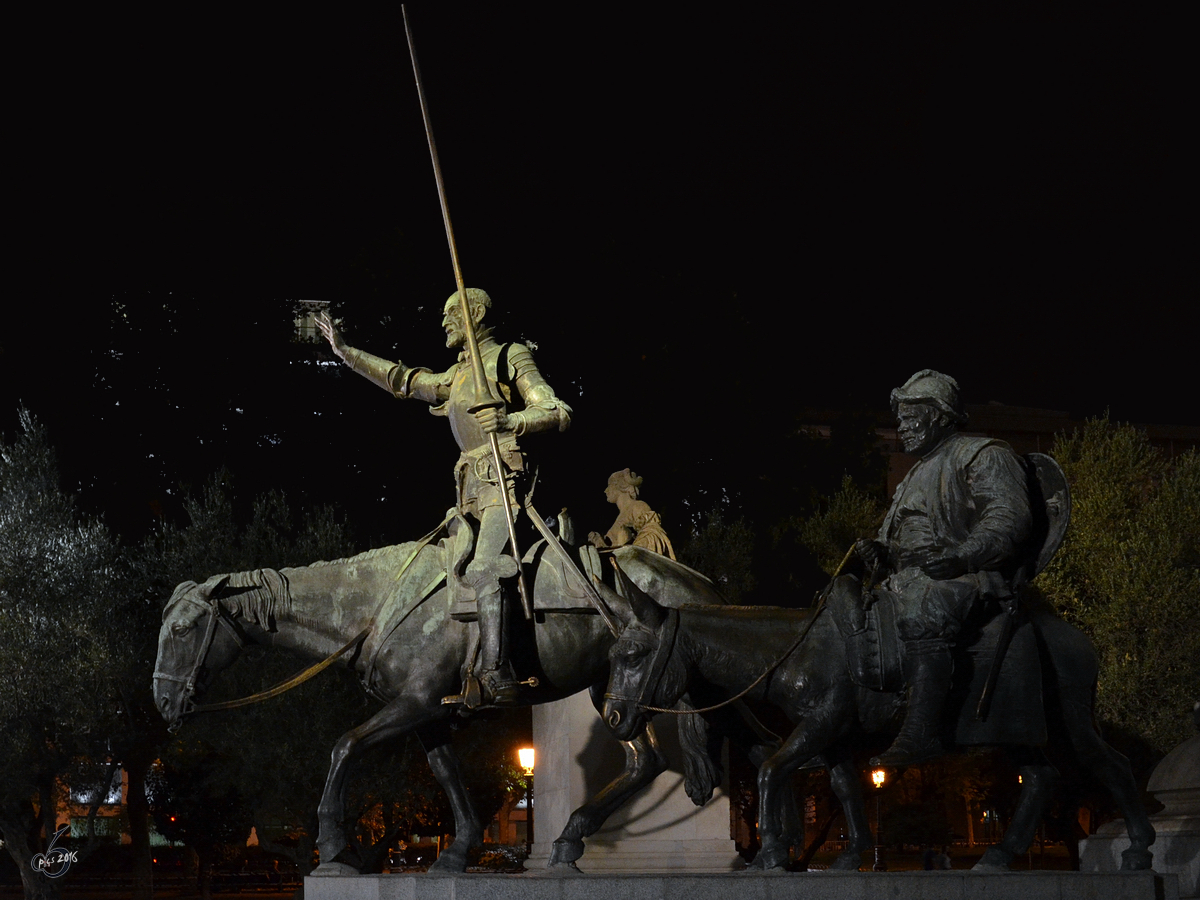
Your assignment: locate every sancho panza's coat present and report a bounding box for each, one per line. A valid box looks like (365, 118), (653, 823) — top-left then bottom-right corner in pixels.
(878, 433), (1032, 640)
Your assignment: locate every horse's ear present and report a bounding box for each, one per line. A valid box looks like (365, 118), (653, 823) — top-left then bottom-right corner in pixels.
(197, 574), (231, 600)
(611, 559), (667, 631)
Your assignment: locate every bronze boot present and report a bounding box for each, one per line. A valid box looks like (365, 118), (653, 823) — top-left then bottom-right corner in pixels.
(462, 556), (522, 708)
(871, 640), (953, 767)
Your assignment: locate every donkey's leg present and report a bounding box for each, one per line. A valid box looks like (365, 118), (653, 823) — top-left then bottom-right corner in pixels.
(975, 748), (1057, 871)
(1062, 695), (1156, 869)
(548, 684), (669, 868)
(314, 699), (432, 875)
(755, 704), (844, 871)
(825, 746), (873, 871)
(420, 720), (486, 873)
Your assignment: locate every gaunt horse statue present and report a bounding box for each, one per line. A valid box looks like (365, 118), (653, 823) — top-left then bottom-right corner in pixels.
(599, 573), (1157, 872)
(154, 534), (729, 874)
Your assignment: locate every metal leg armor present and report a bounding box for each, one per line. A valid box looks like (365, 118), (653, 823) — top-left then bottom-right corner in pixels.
(443, 504), (523, 709)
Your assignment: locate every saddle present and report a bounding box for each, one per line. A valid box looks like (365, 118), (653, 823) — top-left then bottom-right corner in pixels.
(444, 509), (597, 622)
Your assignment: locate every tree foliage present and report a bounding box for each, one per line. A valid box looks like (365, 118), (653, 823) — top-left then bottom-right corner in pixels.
(798, 474), (887, 577)
(1037, 418), (1200, 755)
(0, 409), (126, 900)
(679, 512), (756, 604)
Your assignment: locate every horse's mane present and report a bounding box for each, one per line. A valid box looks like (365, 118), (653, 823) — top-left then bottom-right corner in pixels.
(305, 543), (415, 569)
(218, 543), (425, 630)
(223, 569), (285, 628)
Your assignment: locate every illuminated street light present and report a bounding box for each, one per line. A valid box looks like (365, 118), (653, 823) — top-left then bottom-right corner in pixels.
(518, 747), (535, 777)
(871, 768), (887, 872)
(518, 747), (535, 854)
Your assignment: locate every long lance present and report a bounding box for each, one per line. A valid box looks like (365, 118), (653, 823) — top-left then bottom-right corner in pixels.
(402, 6), (532, 619)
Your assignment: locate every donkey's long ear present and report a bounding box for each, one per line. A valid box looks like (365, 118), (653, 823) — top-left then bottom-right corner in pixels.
(595, 578), (635, 631)
(610, 559), (667, 631)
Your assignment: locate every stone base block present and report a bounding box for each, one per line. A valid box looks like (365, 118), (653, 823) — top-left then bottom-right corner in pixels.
(1081, 817), (1199, 899)
(305, 870), (1180, 900)
(527, 838), (742, 874)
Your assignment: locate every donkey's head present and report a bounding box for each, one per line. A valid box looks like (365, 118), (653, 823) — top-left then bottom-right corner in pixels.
(598, 565), (685, 742)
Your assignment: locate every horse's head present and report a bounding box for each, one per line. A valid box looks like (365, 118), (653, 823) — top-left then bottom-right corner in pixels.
(153, 575), (244, 731)
(599, 566), (683, 743)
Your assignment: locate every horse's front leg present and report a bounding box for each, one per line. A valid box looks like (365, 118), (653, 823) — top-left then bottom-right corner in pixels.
(421, 720), (485, 873)
(755, 702), (842, 871)
(548, 684), (669, 869)
(313, 699), (428, 875)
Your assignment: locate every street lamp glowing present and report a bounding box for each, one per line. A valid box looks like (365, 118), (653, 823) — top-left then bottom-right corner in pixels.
(872, 768), (886, 789)
(519, 747), (535, 776)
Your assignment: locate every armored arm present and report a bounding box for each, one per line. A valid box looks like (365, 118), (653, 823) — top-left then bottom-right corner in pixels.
(501, 343), (573, 436)
(339, 346), (433, 400)
(317, 311), (436, 401)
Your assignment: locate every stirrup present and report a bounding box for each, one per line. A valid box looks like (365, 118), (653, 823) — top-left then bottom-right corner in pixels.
(441, 674), (485, 709)
(441, 672), (538, 710)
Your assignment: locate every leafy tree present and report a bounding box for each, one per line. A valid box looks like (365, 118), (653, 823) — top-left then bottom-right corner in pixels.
(1037, 418), (1200, 757)
(679, 512), (756, 604)
(799, 474), (887, 577)
(0, 409), (127, 900)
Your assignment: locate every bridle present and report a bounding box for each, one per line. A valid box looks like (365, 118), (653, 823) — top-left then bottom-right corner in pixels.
(154, 590), (246, 725)
(606, 544), (857, 718)
(603, 608), (680, 712)
(155, 586), (371, 728)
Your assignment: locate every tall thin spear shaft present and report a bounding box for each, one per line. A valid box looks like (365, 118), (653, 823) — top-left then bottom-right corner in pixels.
(402, 6), (531, 618)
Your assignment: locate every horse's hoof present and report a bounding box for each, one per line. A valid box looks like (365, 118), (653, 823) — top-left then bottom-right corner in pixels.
(1121, 847), (1153, 871)
(309, 862), (360, 877)
(755, 847), (789, 871)
(829, 850), (864, 871)
(548, 837), (585, 866)
(543, 862), (585, 876)
(972, 847), (1012, 872)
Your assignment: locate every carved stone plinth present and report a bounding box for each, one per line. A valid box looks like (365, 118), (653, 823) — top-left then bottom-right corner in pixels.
(525, 691), (741, 873)
(305, 871), (1180, 900)
(1081, 730), (1200, 898)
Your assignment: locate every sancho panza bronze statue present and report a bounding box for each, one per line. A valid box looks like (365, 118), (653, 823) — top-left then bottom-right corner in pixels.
(317, 291), (572, 706)
(857, 369), (1032, 766)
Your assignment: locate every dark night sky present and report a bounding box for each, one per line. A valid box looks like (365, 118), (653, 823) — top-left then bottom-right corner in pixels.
(6, 6), (1190, 545)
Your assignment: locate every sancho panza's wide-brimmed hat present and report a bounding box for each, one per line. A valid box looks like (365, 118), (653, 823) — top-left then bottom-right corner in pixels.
(890, 369), (968, 424)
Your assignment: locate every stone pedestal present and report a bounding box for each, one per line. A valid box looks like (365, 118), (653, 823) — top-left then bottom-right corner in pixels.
(1080, 731), (1199, 899)
(306, 870), (1181, 900)
(525, 691), (741, 873)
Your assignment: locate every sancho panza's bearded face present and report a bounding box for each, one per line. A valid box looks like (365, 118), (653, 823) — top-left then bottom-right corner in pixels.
(896, 401), (954, 457)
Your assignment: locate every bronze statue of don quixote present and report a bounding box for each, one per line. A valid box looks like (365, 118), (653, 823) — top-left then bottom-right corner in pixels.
(153, 8), (1156, 880)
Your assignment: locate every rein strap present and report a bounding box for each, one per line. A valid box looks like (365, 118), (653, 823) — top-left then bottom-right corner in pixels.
(194, 626), (371, 713)
(633, 544), (856, 716)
